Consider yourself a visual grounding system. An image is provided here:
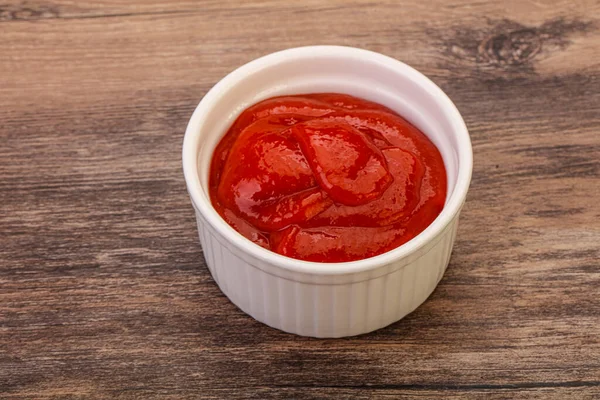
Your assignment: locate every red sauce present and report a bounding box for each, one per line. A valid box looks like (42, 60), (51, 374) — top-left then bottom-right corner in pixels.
(209, 93), (447, 262)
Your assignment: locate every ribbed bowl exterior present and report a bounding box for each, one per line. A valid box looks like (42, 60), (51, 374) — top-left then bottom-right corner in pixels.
(183, 46), (472, 338)
(195, 207), (460, 338)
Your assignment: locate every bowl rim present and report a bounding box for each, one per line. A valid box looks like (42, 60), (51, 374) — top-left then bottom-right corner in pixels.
(182, 45), (472, 276)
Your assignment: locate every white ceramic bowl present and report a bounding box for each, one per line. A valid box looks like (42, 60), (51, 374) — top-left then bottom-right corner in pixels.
(182, 46), (472, 338)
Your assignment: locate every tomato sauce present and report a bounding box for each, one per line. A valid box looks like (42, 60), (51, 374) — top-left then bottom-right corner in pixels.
(209, 93), (447, 262)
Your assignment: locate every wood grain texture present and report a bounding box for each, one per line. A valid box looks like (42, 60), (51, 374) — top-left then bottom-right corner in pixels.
(1, 0), (599, 398)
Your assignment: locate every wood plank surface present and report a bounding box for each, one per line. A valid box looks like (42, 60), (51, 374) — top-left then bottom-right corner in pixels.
(1, 0), (599, 398)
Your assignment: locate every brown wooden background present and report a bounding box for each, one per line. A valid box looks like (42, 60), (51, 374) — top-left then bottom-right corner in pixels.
(1, 1), (599, 399)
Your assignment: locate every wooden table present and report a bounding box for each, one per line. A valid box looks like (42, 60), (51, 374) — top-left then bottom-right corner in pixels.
(2, 1), (599, 398)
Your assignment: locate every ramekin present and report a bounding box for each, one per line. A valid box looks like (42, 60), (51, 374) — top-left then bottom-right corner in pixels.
(182, 46), (472, 338)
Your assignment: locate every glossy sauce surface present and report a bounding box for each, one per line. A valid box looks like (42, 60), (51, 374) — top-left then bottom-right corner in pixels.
(209, 93), (447, 262)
